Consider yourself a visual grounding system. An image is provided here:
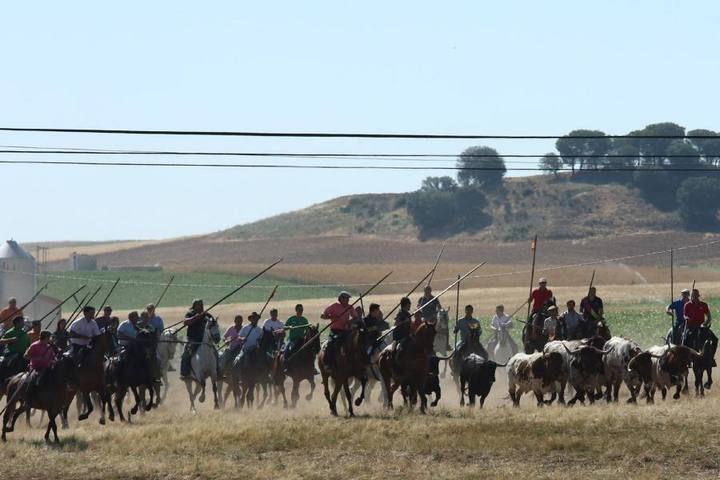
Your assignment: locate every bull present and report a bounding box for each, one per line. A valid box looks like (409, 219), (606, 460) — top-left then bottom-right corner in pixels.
(627, 344), (702, 403)
(543, 336), (608, 404)
(459, 353), (504, 408)
(601, 336), (642, 403)
(506, 351), (564, 407)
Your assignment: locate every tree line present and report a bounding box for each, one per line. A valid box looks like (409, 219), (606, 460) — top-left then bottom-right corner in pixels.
(407, 122), (720, 237)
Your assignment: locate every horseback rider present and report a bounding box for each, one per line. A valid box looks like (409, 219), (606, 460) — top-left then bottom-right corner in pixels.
(96, 306), (114, 331)
(490, 304), (518, 352)
(362, 303), (389, 355)
(117, 311), (140, 348)
(236, 312), (263, 370)
(0, 315), (31, 371)
(219, 314), (244, 373)
(667, 289), (691, 345)
(392, 297), (413, 365)
(262, 308), (285, 352)
(0, 297), (22, 327)
(284, 304), (309, 362)
(68, 306), (101, 364)
(321, 291), (359, 369)
(454, 304), (481, 349)
(530, 279), (553, 317)
(580, 287), (604, 336)
(543, 305), (560, 341)
(29, 320), (42, 343)
(52, 318), (70, 352)
(144, 304), (164, 339)
(560, 300), (583, 340)
(180, 299), (216, 380)
(683, 289), (718, 352)
(417, 286), (442, 323)
(23, 330), (56, 401)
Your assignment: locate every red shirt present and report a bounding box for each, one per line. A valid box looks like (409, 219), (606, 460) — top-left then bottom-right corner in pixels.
(684, 301), (710, 328)
(323, 302), (359, 331)
(26, 341), (55, 370)
(531, 288), (553, 313)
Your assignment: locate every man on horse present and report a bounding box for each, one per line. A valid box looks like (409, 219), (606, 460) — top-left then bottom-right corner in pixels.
(0, 315), (31, 373)
(0, 297), (22, 328)
(23, 330), (56, 402)
(580, 287), (604, 337)
(144, 304), (164, 339)
(683, 289), (718, 353)
(284, 305), (309, 362)
(235, 312), (263, 370)
(117, 311), (140, 348)
(362, 303), (389, 356)
(180, 299), (216, 380)
(667, 288), (691, 345)
(96, 306), (114, 331)
(417, 286), (442, 323)
(543, 305), (560, 341)
(320, 291), (359, 369)
(490, 304), (518, 352)
(68, 305), (101, 362)
(262, 308), (285, 352)
(560, 300), (583, 340)
(454, 304), (481, 350)
(220, 314), (244, 372)
(391, 297), (413, 364)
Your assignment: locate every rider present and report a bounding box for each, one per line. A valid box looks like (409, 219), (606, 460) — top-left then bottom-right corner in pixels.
(411, 311), (424, 335)
(28, 320), (42, 343)
(490, 304), (518, 352)
(320, 291), (359, 369)
(0, 315), (31, 370)
(219, 314), (244, 373)
(362, 303), (389, 355)
(262, 309), (285, 352)
(392, 297), (413, 363)
(68, 306), (101, 361)
(236, 312), (263, 369)
(580, 287), (604, 336)
(144, 304), (164, 339)
(0, 297), (22, 327)
(530, 279), (553, 317)
(667, 289), (691, 345)
(284, 305), (309, 362)
(95, 306), (114, 331)
(52, 318), (70, 352)
(543, 305), (559, 340)
(23, 330), (56, 399)
(180, 299), (216, 380)
(683, 289), (718, 352)
(561, 300), (583, 340)
(117, 311), (140, 348)
(417, 285), (442, 323)
(454, 304), (481, 349)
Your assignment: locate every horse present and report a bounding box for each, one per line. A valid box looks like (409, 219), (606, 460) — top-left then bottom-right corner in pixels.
(107, 329), (159, 421)
(2, 354), (75, 443)
(156, 327), (178, 404)
(0, 352), (28, 402)
(231, 329), (274, 408)
(487, 323), (518, 364)
(522, 298), (556, 354)
(65, 331), (114, 425)
(318, 326), (370, 417)
(378, 322), (437, 413)
(434, 309), (451, 377)
(272, 324), (320, 408)
(183, 319), (221, 413)
(684, 327), (717, 396)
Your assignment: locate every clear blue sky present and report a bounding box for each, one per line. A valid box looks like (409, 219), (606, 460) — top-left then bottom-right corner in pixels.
(1, 1), (719, 242)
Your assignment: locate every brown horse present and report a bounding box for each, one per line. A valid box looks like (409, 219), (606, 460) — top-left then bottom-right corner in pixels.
(318, 327), (369, 416)
(378, 322), (436, 413)
(2, 354), (75, 443)
(65, 331), (113, 425)
(272, 325), (320, 408)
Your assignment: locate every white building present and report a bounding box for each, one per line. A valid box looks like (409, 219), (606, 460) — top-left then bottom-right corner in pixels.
(0, 240), (61, 326)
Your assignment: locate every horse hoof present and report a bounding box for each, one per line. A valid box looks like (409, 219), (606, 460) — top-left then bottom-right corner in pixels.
(78, 414), (89, 422)
(354, 398), (363, 407)
(673, 393), (681, 400)
(130, 407), (138, 415)
(99, 418), (105, 426)
(305, 394), (313, 401)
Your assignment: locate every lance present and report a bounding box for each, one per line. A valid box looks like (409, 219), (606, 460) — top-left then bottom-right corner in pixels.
(453, 274), (461, 349)
(380, 267), (435, 324)
(670, 248), (674, 304)
(154, 275), (175, 308)
(287, 270), (393, 362)
(10, 283), (49, 321)
(95, 278), (120, 316)
(378, 262), (486, 342)
(168, 259), (283, 330)
(65, 290), (90, 324)
(42, 285), (87, 328)
(526, 235), (538, 322)
(219, 285), (279, 350)
(68, 285), (103, 324)
(426, 243), (446, 288)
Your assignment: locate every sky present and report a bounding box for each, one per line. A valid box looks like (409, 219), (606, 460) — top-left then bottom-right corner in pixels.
(1, 1), (719, 242)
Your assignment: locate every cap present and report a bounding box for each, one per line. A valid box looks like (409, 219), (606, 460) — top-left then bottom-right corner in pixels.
(538, 278), (548, 284)
(31, 320), (41, 326)
(681, 289), (690, 294)
(339, 291), (352, 299)
(547, 305), (558, 312)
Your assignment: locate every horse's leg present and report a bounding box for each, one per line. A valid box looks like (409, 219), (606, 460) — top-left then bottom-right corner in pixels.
(95, 392), (107, 425)
(342, 380), (354, 417)
(50, 413), (59, 443)
(307, 376), (316, 402)
(329, 379), (342, 416)
(185, 380), (197, 413)
(78, 393), (92, 421)
(291, 378), (300, 408)
(706, 367), (713, 390)
(129, 386), (142, 415)
(354, 377), (367, 407)
(161, 369), (170, 403)
(116, 387), (127, 422)
(211, 375), (220, 410)
(199, 378), (207, 403)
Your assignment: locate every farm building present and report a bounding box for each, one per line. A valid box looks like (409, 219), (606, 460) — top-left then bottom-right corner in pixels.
(0, 240), (61, 326)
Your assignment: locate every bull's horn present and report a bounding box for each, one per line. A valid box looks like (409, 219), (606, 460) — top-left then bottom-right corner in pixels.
(601, 345), (615, 356)
(562, 343), (580, 355)
(436, 350), (455, 361)
(493, 362), (507, 367)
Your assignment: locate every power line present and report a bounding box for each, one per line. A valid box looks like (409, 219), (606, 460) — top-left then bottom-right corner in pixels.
(1, 126), (718, 139)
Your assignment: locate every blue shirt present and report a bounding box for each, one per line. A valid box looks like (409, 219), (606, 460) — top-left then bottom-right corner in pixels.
(669, 298), (687, 327)
(146, 315), (164, 337)
(117, 320), (138, 346)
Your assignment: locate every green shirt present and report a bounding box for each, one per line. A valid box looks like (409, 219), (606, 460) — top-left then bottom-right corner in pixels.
(1, 327), (31, 355)
(286, 315), (309, 342)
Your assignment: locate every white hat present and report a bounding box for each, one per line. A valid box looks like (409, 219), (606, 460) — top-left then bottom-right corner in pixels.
(538, 278), (548, 284)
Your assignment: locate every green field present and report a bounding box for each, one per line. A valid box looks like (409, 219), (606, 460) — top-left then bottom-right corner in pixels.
(38, 271), (340, 311)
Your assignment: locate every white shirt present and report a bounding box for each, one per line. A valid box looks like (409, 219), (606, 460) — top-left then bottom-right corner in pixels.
(262, 318), (284, 333)
(239, 323), (263, 352)
(69, 317), (101, 346)
(491, 313), (513, 330)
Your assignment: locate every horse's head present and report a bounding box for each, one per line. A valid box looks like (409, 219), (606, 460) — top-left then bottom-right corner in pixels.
(53, 353), (77, 385)
(206, 318), (221, 344)
(162, 328), (179, 356)
(305, 324), (321, 353)
(467, 324), (481, 344)
(597, 321), (611, 341)
(259, 328), (275, 350)
(437, 309), (449, 327)
(415, 322), (436, 354)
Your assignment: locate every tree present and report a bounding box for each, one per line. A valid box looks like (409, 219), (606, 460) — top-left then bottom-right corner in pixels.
(555, 130), (611, 173)
(628, 122), (686, 166)
(632, 169), (679, 211)
(453, 186), (491, 230)
(539, 153), (562, 177)
(456, 146), (506, 189)
(665, 141), (700, 169)
(687, 129), (720, 167)
(421, 176), (458, 192)
(406, 190), (456, 238)
(676, 177), (720, 230)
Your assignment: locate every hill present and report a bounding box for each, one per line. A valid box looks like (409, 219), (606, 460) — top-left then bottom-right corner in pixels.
(220, 176), (680, 242)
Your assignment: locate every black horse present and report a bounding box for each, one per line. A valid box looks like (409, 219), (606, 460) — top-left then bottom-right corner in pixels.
(232, 329), (275, 408)
(684, 327), (717, 396)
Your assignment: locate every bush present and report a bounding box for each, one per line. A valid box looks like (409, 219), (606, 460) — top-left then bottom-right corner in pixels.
(676, 177), (720, 230)
(406, 190), (457, 238)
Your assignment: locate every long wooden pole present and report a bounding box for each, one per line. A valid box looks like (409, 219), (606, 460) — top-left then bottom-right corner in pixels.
(381, 267), (435, 323)
(288, 270), (393, 362)
(258, 285), (279, 319)
(155, 275), (175, 308)
(95, 278), (120, 316)
(69, 285), (103, 324)
(670, 248), (674, 303)
(526, 235), (538, 321)
(17, 283), (49, 314)
(65, 290), (90, 324)
(426, 243), (446, 288)
(453, 274), (460, 349)
(40, 284), (87, 327)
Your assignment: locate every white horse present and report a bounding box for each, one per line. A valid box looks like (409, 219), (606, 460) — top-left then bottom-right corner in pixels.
(488, 324), (518, 364)
(183, 320), (221, 413)
(157, 328), (179, 404)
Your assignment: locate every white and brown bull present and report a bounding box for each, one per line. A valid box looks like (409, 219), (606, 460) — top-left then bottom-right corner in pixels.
(543, 336), (609, 405)
(602, 336), (642, 403)
(506, 351), (564, 407)
(627, 344), (702, 403)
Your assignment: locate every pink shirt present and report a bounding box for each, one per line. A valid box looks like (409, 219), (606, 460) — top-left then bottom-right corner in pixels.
(323, 302), (358, 331)
(26, 341), (55, 370)
(224, 325), (243, 349)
